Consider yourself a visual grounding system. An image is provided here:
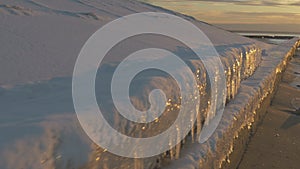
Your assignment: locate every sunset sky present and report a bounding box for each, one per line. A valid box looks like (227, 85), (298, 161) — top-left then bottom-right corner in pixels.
(142, 0), (300, 33)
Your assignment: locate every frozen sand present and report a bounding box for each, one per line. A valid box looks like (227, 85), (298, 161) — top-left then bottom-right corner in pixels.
(238, 48), (300, 169)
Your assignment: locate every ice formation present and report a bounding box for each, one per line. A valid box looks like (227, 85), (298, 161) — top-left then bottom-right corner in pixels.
(0, 0), (299, 169)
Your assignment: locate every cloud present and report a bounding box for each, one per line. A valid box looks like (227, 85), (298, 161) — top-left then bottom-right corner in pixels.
(225, 11), (300, 17)
(214, 11), (300, 23)
(239, 0), (300, 6)
(154, 0), (300, 6)
(185, 9), (300, 24)
(143, 0), (300, 25)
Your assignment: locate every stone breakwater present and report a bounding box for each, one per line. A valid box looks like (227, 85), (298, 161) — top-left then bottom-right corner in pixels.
(90, 41), (264, 169)
(163, 38), (300, 169)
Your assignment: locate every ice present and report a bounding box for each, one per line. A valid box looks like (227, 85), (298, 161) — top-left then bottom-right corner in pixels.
(163, 38), (300, 169)
(0, 0), (299, 169)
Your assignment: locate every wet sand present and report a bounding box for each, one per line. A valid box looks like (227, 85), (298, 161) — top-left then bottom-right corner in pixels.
(238, 48), (300, 169)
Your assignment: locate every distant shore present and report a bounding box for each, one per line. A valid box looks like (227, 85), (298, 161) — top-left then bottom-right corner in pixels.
(235, 32), (299, 45)
(234, 32), (300, 39)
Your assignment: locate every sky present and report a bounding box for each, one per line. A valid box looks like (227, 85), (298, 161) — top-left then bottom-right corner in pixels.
(141, 0), (300, 33)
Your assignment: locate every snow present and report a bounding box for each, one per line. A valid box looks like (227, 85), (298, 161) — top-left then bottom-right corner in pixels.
(0, 0), (299, 169)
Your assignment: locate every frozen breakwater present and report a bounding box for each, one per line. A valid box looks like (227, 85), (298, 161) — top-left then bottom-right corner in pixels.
(164, 39), (300, 169)
(0, 0), (300, 169)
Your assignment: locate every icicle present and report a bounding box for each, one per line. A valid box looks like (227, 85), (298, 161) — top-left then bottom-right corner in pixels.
(134, 154), (144, 169)
(169, 135), (176, 160)
(169, 147), (175, 160)
(175, 125), (181, 159)
(190, 110), (195, 143)
(102, 157), (109, 169)
(196, 109), (202, 139)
